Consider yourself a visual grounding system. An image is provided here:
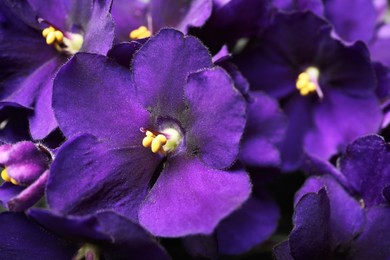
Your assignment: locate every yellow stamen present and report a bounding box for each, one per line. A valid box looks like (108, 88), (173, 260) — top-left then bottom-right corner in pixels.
(10, 178), (19, 185)
(1, 168), (19, 185)
(1, 168), (10, 182)
(142, 136), (154, 148)
(296, 67), (322, 97)
(43, 26), (63, 45)
(129, 26), (152, 40)
(151, 135), (167, 153)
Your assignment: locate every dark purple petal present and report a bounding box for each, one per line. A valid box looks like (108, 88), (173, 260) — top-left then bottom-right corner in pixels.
(0, 182), (24, 208)
(47, 134), (160, 221)
(0, 107), (30, 143)
(339, 135), (390, 207)
(132, 29), (213, 116)
(79, 0), (115, 55)
(151, 0), (212, 33)
(240, 91), (286, 168)
(217, 192), (279, 255)
(0, 212), (77, 259)
(289, 188), (331, 259)
(185, 67), (246, 169)
(27, 0), (70, 30)
(96, 211), (170, 260)
(139, 156), (251, 237)
(323, 0), (376, 43)
(8, 170), (49, 212)
(182, 235), (218, 259)
(305, 89), (381, 160)
(53, 53), (150, 147)
(295, 175), (364, 247)
(107, 41), (143, 69)
(273, 241), (294, 260)
(353, 206), (390, 259)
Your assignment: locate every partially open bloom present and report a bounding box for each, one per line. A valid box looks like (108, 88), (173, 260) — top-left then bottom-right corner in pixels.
(0, 141), (51, 211)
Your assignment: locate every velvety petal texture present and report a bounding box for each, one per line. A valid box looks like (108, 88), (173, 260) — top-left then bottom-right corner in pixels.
(338, 135), (390, 207)
(53, 53), (150, 147)
(47, 134), (160, 221)
(139, 156), (251, 237)
(185, 67), (246, 169)
(132, 29), (213, 116)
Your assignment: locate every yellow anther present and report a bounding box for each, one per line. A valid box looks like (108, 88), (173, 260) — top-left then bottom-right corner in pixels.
(42, 27), (55, 37)
(1, 168), (10, 182)
(296, 71), (318, 96)
(151, 138), (163, 153)
(155, 134), (167, 145)
(129, 26), (152, 40)
(46, 32), (56, 45)
(142, 136), (154, 148)
(146, 131), (155, 137)
(54, 30), (64, 42)
(10, 178), (19, 185)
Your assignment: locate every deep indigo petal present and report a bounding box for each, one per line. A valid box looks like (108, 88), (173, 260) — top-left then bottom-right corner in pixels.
(53, 53), (150, 147)
(295, 175), (364, 248)
(353, 206), (390, 260)
(107, 41), (143, 69)
(338, 135), (390, 207)
(78, 0), (115, 55)
(27, 0), (70, 30)
(139, 156), (251, 237)
(0, 182), (24, 208)
(0, 212), (77, 259)
(132, 29), (213, 116)
(273, 240), (294, 260)
(216, 192), (279, 255)
(96, 211), (170, 260)
(323, 0), (376, 43)
(47, 134), (160, 221)
(240, 91), (286, 168)
(289, 188), (331, 260)
(185, 67), (246, 169)
(150, 0), (212, 33)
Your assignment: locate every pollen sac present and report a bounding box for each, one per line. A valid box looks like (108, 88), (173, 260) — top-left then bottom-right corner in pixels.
(141, 128), (182, 155)
(296, 66), (323, 98)
(129, 26), (152, 40)
(42, 26), (84, 55)
(1, 168), (18, 185)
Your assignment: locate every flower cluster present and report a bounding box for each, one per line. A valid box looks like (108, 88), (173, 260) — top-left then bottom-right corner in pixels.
(1, 0), (390, 259)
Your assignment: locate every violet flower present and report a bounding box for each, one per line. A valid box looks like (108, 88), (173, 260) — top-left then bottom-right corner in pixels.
(111, 0), (212, 42)
(0, 0), (114, 140)
(0, 210), (169, 259)
(234, 12), (382, 171)
(275, 135), (390, 259)
(0, 141), (52, 211)
(47, 29), (251, 237)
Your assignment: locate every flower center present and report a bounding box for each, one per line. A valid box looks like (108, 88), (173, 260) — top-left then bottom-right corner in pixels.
(129, 26), (151, 40)
(74, 243), (100, 260)
(296, 67), (323, 98)
(141, 127), (182, 155)
(42, 26), (84, 55)
(1, 168), (19, 185)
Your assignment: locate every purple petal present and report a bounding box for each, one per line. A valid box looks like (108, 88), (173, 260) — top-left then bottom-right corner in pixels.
(27, 0), (70, 30)
(217, 192), (279, 255)
(240, 91), (286, 168)
(107, 41), (143, 69)
(47, 134), (160, 221)
(289, 188), (331, 259)
(53, 53), (150, 147)
(295, 175), (364, 247)
(353, 206), (390, 259)
(0, 182), (24, 208)
(339, 135), (390, 207)
(132, 29), (213, 115)
(7, 170), (49, 212)
(0, 212), (77, 259)
(150, 0), (212, 33)
(139, 156), (251, 237)
(273, 241), (294, 260)
(79, 0), (115, 55)
(185, 67), (246, 169)
(323, 0), (376, 43)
